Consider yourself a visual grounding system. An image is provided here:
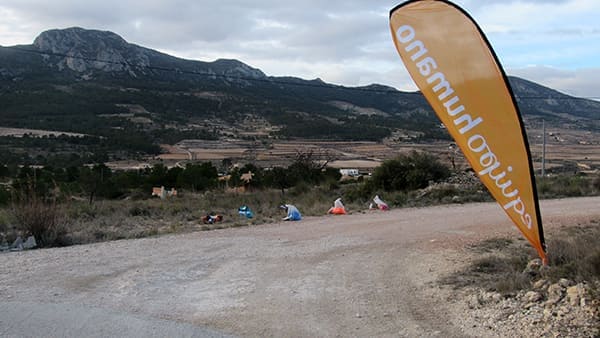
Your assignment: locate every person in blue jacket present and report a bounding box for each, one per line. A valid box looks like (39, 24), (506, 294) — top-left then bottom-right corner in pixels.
(238, 205), (254, 219)
(280, 204), (301, 221)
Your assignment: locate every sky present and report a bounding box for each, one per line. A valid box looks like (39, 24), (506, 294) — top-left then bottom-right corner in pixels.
(1, 0), (599, 99)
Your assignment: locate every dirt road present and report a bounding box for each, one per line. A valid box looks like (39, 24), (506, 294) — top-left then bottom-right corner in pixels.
(1, 196), (599, 337)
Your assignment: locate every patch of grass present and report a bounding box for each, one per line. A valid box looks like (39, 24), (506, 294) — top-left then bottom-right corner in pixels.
(2, 169), (597, 256)
(440, 249), (533, 294)
(493, 271), (533, 294)
(10, 185), (69, 247)
(4, 185), (371, 245)
(537, 174), (600, 199)
(0, 209), (9, 233)
(544, 222), (600, 283)
(440, 221), (600, 297)
(468, 238), (514, 253)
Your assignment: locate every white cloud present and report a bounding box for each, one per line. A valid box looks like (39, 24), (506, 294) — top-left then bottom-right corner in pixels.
(0, 0), (599, 98)
(509, 66), (600, 98)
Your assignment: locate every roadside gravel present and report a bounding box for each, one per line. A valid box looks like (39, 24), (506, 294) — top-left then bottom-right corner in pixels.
(1, 196), (599, 337)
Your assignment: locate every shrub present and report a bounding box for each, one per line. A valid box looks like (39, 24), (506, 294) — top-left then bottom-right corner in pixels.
(440, 222), (600, 297)
(543, 224), (600, 283)
(128, 204), (153, 217)
(288, 180), (314, 197)
(340, 182), (372, 205)
(0, 209), (9, 239)
(0, 185), (10, 205)
(10, 186), (67, 247)
(592, 173), (600, 192)
(537, 174), (598, 198)
(368, 151), (450, 192)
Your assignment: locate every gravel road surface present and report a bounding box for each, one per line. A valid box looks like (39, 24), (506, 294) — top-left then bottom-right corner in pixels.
(1, 196), (599, 337)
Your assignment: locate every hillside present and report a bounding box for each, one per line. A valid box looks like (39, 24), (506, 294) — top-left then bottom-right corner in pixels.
(0, 27), (599, 167)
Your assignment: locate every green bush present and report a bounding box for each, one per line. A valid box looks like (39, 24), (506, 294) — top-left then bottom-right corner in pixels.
(0, 185), (10, 205)
(368, 151), (450, 192)
(537, 174), (599, 198)
(339, 182), (372, 205)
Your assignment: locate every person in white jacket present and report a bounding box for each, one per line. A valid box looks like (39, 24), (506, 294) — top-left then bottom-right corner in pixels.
(327, 197), (347, 215)
(371, 195), (389, 210)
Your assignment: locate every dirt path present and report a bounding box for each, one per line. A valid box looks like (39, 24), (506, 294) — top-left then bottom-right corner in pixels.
(1, 196), (599, 337)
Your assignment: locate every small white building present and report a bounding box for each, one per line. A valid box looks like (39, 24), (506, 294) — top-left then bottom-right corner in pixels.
(339, 168), (360, 177)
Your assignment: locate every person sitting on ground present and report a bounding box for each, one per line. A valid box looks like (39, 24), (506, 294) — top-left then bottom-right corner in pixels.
(327, 197), (347, 215)
(372, 195), (389, 211)
(238, 205), (254, 219)
(280, 204), (302, 221)
(202, 213), (223, 224)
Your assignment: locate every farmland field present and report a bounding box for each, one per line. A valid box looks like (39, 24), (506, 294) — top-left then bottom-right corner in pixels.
(152, 127), (600, 175)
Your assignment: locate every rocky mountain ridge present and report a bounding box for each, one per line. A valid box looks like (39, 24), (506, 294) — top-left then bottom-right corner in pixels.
(5, 27), (266, 82)
(0, 27), (598, 141)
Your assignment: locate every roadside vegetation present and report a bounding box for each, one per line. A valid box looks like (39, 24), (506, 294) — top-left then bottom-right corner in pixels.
(2, 147), (599, 332)
(1, 150), (599, 249)
(440, 220), (600, 304)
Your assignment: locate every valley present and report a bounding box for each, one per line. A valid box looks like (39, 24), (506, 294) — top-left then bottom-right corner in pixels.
(143, 126), (600, 175)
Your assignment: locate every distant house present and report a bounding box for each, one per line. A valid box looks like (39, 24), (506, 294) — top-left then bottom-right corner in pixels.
(218, 174), (232, 184)
(240, 171), (255, 192)
(339, 168), (360, 177)
(151, 186), (177, 199)
(240, 171), (254, 183)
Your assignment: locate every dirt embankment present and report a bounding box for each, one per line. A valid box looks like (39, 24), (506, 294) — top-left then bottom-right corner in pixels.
(1, 196), (599, 337)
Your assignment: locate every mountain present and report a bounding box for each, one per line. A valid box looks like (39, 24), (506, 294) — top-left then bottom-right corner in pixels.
(0, 27), (598, 165)
(2, 27), (265, 84)
(510, 77), (599, 128)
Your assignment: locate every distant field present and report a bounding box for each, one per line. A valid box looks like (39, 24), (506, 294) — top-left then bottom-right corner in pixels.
(0, 127), (86, 138)
(131, 128), (600, 173)
(528, 128), (600, 174)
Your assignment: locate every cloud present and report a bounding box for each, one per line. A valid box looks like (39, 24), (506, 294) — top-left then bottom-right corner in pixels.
(509, 66), (600, 99)
(0, 0), (599, 97)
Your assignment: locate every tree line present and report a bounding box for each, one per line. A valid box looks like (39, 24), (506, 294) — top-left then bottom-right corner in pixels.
(0, 151), (453, 206)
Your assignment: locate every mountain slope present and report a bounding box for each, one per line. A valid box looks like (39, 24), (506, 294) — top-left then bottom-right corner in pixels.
(0, 27), (598, 146)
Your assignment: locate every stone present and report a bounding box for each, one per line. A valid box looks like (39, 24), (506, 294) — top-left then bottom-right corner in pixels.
(468, 294), (481, 309)
(23, 236), (37, 250)
(558, 278), (571, 288)
(524, 291), (543, 303)
(523, 258), (542, 276)
(533, 279), (549, 290)
(557, 306), (570, 316)
(491, 292), (503, 303)
(566, 284), (584, 306)
(546, 283), (564, 305)
(11, 236), (23, 250)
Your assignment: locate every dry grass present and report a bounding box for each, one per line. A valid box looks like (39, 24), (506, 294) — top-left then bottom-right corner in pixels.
(544, 223), (600, 284)
(537, 174), (600, 198)
(1, 171), (597, 250)
(2, 185), (368, 246)
(440, 220), (600, 297)
(440, 237), (533, 294)
(9, 185), (68, 247)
